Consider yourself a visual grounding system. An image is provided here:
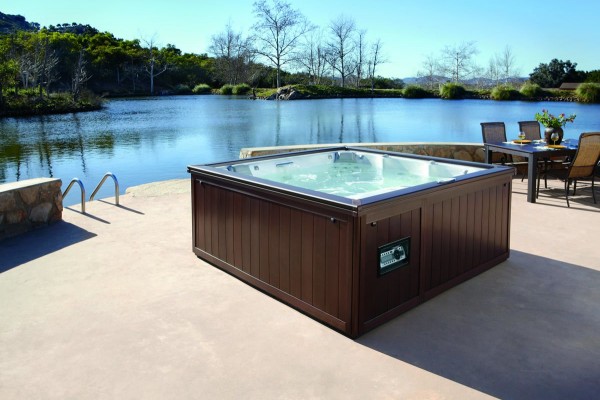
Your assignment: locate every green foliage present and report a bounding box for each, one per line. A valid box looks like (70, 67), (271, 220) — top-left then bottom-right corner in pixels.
(439, 83), (465, 99)
(585, 70), (600, 83)
(371, 77), (404, 89)
(534, 109), (576, 129)
(491, 85), (520, 100)
(219, 84), (234, 95)
(232, 83), (251, 95)
(519, 83), (545, 98)
(173, 84), (192, 94)
(575, 82), (600, 103)
(192, 84), (212, 94)
(529, 59), (585, 88)
(402, 85), (431, 99)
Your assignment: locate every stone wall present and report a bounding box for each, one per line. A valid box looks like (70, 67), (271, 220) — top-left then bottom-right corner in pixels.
(240, 142), (486, 162)
(0, 178), (63, 241)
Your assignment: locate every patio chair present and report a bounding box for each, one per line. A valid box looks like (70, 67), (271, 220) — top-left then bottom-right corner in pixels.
(518, 121), (542, 140)
(481, 122), (528, 176)
(537, 132), (600, 207)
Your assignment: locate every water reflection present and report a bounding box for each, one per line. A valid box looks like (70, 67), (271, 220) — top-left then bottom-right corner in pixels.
(1, 96), (600, 205)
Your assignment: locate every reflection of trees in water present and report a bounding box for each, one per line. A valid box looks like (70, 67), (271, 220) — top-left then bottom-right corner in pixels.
(0, 114), (117, 183)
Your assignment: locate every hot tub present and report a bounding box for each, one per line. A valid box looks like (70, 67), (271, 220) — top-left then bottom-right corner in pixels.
(188, 147), (513, 337)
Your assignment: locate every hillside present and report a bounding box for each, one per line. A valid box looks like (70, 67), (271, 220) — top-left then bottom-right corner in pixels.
(0, 11), (39, 33)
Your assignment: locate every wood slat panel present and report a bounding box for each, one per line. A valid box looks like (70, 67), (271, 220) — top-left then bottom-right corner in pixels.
(449, 197), (460, 279)
(473, 191), (483, 268)
(194, 181), (205, 250)
(312, 217), (327, 310)
(279, 207), (291, 294)
(204, 184), (213, 253)
(410, 208), (420, 298)
(430, 202), (443, 288)
(325, 219), (340, 316)
(301, 213), (314, 304)
(250, 198), (260, 278)
(440, 199), (452, 283)
(233, 192), (243, 268)
(241, 196), (251, 273)
(457, 194), (468, 275)
(480, 188), (490, 264)
(289, 210), (303, 298)
(268, 203), (280, 286)
(225, 190), (235, 264)
(259, 202), (270, 282)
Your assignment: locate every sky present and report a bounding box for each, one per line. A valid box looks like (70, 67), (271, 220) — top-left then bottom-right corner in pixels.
(2, 0), (599, 79)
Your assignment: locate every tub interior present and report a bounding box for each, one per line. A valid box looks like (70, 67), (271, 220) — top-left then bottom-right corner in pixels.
(219, 150), (485, 199)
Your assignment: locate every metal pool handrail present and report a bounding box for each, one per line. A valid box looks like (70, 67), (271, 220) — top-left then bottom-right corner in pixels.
(63, 178), (86, 213)
(89, 172), (119, 205)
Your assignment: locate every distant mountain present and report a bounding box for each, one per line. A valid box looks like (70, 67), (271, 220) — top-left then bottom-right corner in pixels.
(403, 75), (528, 87)
(0, 12), (39, 33)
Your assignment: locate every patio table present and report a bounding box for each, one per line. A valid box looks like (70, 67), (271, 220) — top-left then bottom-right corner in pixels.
(484, 140), (577, 203)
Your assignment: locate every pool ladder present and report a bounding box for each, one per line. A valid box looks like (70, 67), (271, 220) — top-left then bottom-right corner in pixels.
(62, 172), (119, 214)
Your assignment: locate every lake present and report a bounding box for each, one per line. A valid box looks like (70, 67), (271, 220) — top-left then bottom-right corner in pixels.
(1, 95), (600, 205)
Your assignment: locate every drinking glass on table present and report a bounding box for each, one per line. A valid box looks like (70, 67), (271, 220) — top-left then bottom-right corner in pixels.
(550, 132), (559, 145)
(518, 131), (526, 144)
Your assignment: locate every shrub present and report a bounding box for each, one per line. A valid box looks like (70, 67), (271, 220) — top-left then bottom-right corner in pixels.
(520, 83), (544, 98)
(402, 85), (430, 99)
(220, 84), (234, 95)
(575, 82), (600, 103)
(232, 83), (252, 95)
(491, 85), (520, 100)
(439, 83), (465, 99)
(173, 84), (192, 94)
(192, 84), (212, 94)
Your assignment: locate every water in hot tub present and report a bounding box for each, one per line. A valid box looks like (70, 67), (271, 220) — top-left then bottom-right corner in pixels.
(258, 161), (435, 198)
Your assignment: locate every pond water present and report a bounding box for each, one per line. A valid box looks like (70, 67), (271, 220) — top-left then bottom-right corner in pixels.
(1, 95), (599, 205)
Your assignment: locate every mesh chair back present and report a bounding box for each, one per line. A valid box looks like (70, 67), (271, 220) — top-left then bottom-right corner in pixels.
(569, 132), (600, 179)
(518, 121), (542, 140)
(481, 122), (507, 163)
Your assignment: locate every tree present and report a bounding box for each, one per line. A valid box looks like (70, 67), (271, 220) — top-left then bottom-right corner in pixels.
(298, 29), (328, 85)
(417, 54), (440, 90)
(142, 37), (168, 95)
(497, 45), (517, 83)
(209, 22), (253, 85)
(529, 59), (585, 88)
(71, 47), (91, 101)
(367, 38), (385, 92)
(327, 15), (356, 88)
(252, 0), (313, 88)
(439, 41), (479, 83)
(355, 29), (367, 88)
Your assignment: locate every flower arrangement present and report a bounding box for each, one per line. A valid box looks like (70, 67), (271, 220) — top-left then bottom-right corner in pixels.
(534, 109), (576, 129)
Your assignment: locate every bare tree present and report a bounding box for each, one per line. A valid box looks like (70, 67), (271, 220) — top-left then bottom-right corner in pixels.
(327, 15), (357, 88)
(209, 22), (253, 85)
(497, 45), (518, 83)
(416, 54), (440, 90)
(252, 0), (313, 88)
(71, 48), (91, 101)
(486, 56), (500, 86)
(142, 37), (168, 95)
(367, 38), (385, 92)
(298, 29), (328, 84)
(439, 41), (479, 83)
(354, 29), (367, 88)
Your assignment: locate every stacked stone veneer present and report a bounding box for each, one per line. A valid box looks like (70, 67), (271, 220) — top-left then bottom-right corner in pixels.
(0, 178), (63, 241)
(240, 142), (486, 162)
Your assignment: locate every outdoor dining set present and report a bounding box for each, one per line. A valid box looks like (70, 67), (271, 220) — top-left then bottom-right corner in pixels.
(481, 121), (600, 207)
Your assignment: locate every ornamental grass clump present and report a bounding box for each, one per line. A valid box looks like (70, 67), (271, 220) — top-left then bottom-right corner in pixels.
(520, 82), (545, 99)
(575, 82), (600, 103)
(192, 84), (212, 94)
(439, 83), (465, 99)
(402, 85), (430, 98)
(534, 109), (576, 129)
(491, 85), (520, 100)
(232, 83), (252, 95)
(220, 84), (234, 95)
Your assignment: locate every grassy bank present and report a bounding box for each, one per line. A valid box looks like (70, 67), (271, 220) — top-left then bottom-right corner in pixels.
(0, 90), (103, 118)
(255, 84), (588, 102)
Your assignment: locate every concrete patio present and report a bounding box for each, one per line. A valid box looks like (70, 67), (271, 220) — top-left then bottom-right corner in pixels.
(1, 177), (599, 399)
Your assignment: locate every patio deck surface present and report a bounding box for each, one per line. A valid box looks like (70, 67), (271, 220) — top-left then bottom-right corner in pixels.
(1, 177), (599, 399)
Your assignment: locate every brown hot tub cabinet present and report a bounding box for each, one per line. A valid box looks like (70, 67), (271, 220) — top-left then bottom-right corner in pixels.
(188, 147), (512, 338)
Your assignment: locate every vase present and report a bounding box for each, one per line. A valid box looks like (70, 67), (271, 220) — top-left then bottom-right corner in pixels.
(544, 127), (563, 145)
